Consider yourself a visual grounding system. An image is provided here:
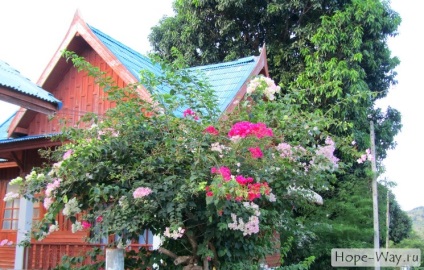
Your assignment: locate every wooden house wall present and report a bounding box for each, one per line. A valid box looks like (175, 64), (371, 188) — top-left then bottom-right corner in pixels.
(27, 47), (124, 136)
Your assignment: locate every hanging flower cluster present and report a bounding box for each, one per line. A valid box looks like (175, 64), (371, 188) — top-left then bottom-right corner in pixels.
(163, 226), (185, 240)
(133, 187), (153, 199)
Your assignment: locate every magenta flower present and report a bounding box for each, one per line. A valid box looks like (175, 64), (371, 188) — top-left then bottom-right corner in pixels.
(211, 166), (232, 181)
(81, 220), (91, 229)
(228, 122), (273, 139)
(133, 187), (153, 199)
(235, 175), (254, 185)
(249, 147), (263, 159)
(183, 108), (199, 120)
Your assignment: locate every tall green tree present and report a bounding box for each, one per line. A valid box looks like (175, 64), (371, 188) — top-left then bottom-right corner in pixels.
(149, 0), (405, 268)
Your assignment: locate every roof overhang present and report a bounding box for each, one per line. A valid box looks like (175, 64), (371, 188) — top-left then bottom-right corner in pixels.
(0, 85), (60, 115)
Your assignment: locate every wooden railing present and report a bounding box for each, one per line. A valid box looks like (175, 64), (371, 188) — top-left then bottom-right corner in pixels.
(24, 243), (151, 269)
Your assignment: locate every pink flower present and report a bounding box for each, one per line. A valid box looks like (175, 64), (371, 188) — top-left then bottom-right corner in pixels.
(96, 216), (103, 223)
(235, 175), (254, 185)
(0, 239), (13, 246)
(63, 149), (73, 160)
(204, 126), (219, 135)
(183, 108), (199, 120)
(228, 122), (273, 139)
(81, 220), (91, 229)
(133, 187), (153, 199)
(248, 147), (263, 159)
(211, 166), (232, 181)
(206, 191), (214, 197)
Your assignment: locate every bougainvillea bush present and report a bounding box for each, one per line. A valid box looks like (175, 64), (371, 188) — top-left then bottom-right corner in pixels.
(8, 53), (354, 270)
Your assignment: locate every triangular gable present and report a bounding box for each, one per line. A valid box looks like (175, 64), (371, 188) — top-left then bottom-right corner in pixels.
(7, 10), (268, 137)
(0, 59), (62, 114)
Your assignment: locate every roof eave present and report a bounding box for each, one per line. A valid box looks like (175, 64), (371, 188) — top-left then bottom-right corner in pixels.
(0, 86), (60, 115)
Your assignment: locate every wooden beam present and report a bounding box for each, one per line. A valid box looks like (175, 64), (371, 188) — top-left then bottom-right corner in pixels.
(11, 151), (24, 172)
(0, 161), (18, 169)
(13, 127), (29, 135)
(0, 138), (62, 154)
(0, 87), (59, 115)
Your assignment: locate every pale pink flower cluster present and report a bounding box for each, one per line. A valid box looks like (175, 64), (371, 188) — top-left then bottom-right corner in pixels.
(43, 197), (53, 210)
(45, 178), (61, 197)
(62, 197), (81, 216)
(43, 178), (61, 210)
(227, 202), (261, 235)
(3, 192), (19, 202)
(276, 142), (293, 159)
(163, 227), (185, 239)
(210, 142), (231, 155)
(357, 148), (373, 164)
(266, 193), (277, 202)
(0, 239), (13, 246)
(228, 213), (260, 236)
(311, 137), (339, 170)
(133, 187), (152, 199)
(247, 76), (281, 101)
(63, 149), (73, 160)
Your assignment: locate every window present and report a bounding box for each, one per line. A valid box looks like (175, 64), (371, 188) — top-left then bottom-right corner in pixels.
(2, 183), (20, 230)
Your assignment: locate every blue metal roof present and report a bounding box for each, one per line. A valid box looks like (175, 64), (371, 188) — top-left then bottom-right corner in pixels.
(0, 25), (258, 145)
(89, 25), (257, 115)
(0, 133), (58, 144)
(0, 59), (63, 108)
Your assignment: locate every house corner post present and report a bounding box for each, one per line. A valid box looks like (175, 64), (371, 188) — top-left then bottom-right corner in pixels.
(14, 196), (33, 270)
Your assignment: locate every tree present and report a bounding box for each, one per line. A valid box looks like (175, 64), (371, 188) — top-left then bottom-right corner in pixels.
(149, 0), (402, 156)
(7, 52), (362, 269)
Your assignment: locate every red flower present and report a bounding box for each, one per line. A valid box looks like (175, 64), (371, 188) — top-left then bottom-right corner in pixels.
(96, 216), (103, 223)
(206, 191), (214, 197)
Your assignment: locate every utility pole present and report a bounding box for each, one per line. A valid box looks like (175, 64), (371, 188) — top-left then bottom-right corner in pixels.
(370, 121), (380, 270)
(386, 188), (390, 249)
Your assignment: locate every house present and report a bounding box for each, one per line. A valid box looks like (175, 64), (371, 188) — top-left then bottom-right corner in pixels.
(0, 10), (270, 269)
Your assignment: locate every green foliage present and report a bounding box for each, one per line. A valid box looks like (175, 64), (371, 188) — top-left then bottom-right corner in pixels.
(407, 206), (424, 239)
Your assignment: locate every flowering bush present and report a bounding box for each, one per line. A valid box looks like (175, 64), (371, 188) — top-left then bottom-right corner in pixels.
(7, 54), (358, 269)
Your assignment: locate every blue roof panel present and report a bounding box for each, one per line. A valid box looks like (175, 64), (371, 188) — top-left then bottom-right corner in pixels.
(89, 25), (257, 115)
(0, 111), (17, 140)
(0, 60), (62, 107)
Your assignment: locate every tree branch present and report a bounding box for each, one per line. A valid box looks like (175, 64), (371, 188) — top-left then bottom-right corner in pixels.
(158, 247), (178, 259)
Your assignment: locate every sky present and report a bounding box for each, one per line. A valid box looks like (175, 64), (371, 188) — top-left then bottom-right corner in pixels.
(0, 0), (422, 211)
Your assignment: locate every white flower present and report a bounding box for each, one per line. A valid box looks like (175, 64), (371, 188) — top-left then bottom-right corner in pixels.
(49, 221), (59, 233)
(71, 221), (83, 233)
(3, 192), (19, 202)
(62, 197), (81, 216)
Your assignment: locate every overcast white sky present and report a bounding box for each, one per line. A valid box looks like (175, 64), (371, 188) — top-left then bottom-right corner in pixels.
(0, 0), (422, 211)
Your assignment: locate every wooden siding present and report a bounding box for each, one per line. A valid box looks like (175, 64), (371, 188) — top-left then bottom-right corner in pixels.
(25, 243), (151, 269)
(27, 47), (124, 136)
(0, 245), (15, 269)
